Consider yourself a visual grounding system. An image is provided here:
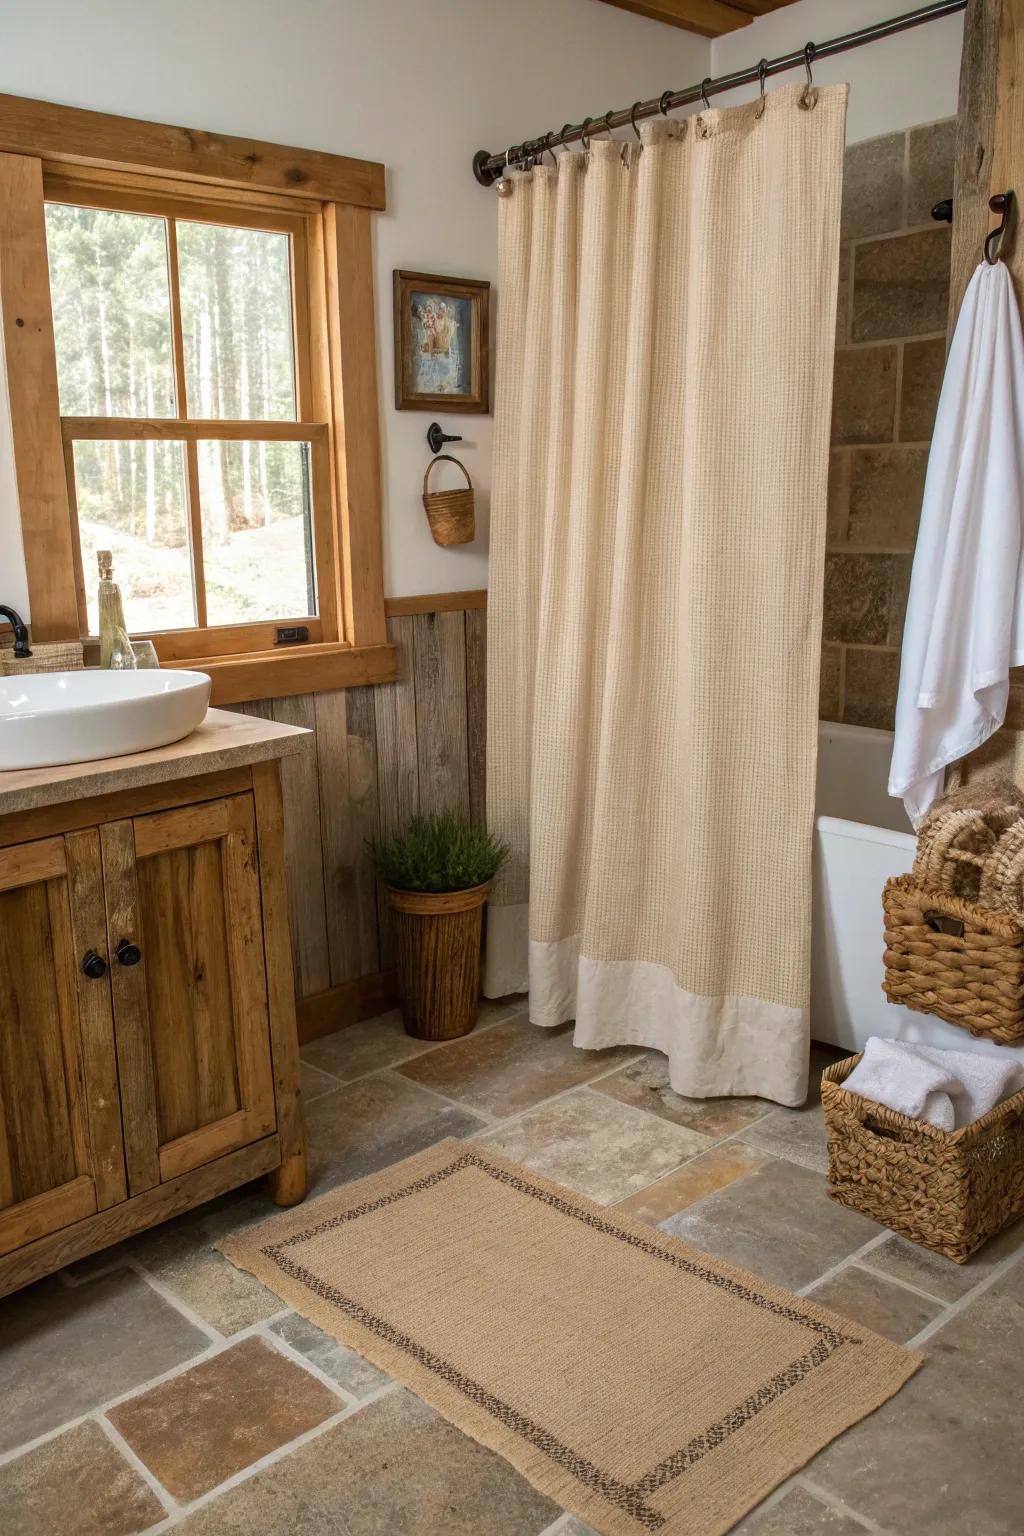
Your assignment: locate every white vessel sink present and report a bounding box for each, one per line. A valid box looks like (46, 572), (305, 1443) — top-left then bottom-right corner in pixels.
(0, 670), (211, 771)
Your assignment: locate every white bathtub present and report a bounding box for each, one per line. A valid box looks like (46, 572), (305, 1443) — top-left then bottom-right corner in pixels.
(812, 721), (1024, 1064)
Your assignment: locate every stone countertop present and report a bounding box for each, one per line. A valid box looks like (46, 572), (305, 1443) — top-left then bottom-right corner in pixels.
(0, 707), (310, 816)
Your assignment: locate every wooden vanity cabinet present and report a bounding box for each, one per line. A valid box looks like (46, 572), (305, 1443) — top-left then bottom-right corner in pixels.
(0, 829), (125, 1257)
(0, 759), (306, 1298)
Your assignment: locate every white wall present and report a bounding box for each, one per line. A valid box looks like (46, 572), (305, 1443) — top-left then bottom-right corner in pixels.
(0, 0), (708, 612)
(711, 0), (963, 145)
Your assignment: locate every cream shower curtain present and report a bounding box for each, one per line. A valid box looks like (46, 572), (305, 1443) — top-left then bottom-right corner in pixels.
(485, 82), (848, 1106)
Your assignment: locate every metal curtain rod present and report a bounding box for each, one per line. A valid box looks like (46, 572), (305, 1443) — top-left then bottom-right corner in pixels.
(472, 0), (967, 186)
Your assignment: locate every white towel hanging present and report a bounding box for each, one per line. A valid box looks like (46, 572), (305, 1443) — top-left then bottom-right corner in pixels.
(889, 259), (1024, 825)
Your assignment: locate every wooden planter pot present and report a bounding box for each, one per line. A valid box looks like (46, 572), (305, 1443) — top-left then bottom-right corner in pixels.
(385, 881), (491, 1041)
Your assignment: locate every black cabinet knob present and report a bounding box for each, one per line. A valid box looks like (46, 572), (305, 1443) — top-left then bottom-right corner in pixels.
(115, 939), (142, 967)
(81, 949), (107, 980)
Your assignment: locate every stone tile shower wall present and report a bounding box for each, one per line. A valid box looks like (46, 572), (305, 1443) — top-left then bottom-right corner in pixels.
(821, 118), (956, 730)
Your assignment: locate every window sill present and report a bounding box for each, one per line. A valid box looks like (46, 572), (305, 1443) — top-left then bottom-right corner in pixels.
(162, 641), (398, 704)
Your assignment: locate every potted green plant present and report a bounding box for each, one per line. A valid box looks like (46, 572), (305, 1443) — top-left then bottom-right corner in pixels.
(374, 813), (508, 1041)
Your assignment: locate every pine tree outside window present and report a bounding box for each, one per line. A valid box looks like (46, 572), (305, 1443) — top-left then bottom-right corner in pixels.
(44, 184), (332, 660)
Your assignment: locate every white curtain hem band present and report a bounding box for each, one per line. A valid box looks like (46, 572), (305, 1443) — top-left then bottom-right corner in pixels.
(528, 936), (810, 1108)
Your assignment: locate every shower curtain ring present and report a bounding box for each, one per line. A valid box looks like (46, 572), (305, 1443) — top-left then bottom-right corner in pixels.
(700, 77), (713, 111)
(495, 146), (515, 197)
(800, 42), (818, 110)
(630, 101), (644, 140)
(581, 117), (593, 153)
(544, 131), (558, 167)
(659, 89), (674, 117)
(755, 58), (768, 119)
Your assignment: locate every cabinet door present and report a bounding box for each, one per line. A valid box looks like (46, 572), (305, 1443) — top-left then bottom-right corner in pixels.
(0, 832), (126, 1256)
(101, 794), (277, 1191)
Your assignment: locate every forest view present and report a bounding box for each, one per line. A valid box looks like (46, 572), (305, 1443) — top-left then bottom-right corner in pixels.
(45, 203), (316, 634)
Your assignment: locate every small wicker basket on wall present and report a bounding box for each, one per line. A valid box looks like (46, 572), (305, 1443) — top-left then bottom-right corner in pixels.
(385, 882), (490, 1041)
(422, 454), (475, 547)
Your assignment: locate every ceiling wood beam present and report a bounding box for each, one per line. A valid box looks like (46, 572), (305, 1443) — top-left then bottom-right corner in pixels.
(595, 0), (798, 37)
(726, 2), (800, 14)
(596, 0), (753, 36)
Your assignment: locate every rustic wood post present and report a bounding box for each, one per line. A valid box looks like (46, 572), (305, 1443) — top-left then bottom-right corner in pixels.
(942, 0), (1024, 794)
(949, 0), (1024, 323)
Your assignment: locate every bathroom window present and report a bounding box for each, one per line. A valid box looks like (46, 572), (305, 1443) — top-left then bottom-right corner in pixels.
(0, 93), (391, 702)
(44, 189), (330, 655)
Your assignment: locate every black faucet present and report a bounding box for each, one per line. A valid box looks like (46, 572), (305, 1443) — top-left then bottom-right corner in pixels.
(0, 605), (32, 659)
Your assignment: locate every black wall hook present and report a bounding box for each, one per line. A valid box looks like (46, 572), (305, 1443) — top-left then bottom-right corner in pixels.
(985, 190), (1014, 265)
(427, 422), (463, 454)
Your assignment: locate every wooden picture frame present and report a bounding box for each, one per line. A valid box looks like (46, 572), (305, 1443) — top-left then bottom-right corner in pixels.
(393, 269), (489, 413)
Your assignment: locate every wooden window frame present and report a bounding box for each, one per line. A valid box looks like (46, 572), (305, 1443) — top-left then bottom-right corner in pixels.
(0, 93), (396, 703)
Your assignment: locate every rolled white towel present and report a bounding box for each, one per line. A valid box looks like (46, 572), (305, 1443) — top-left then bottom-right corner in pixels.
(843, 1038), (1024, 1131)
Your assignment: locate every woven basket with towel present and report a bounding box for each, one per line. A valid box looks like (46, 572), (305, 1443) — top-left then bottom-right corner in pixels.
(822, 1052), (1024, 1263)
(883, 779), (1024, 1044)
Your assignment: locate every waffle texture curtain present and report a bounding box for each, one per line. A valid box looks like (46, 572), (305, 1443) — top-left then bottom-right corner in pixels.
(485, 83), (847, 1106)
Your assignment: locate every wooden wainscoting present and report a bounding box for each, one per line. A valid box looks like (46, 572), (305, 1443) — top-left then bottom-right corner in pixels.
(230, 596), (487, 1042)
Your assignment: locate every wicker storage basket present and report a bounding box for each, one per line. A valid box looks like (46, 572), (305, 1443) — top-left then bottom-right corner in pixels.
(882, 873), (1024, 1044)
(422, 454), (475, 547)
(822, 1053), (1024, 1263)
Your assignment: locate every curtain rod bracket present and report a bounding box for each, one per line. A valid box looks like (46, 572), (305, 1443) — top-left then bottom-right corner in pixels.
(473, 149), (501, 188)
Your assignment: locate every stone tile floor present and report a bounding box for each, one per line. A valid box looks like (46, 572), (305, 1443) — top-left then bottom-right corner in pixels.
(2, 999), (1022, 1535)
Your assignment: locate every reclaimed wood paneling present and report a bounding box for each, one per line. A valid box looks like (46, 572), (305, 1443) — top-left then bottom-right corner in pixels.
(465, 607), (487, 829)
(413, 611), (470, 818)
(315, 687), (381, 985)
(270, 693), (331, 998)
(374, 615), (420, 840)
(233, 600), (488, 1003)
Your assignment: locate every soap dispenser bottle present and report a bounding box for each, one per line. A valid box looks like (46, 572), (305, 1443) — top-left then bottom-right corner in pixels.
(97, 550), (136, 670)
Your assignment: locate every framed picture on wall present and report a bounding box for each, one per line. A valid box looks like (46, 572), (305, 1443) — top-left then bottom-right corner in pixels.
(393, 270), (490, 413)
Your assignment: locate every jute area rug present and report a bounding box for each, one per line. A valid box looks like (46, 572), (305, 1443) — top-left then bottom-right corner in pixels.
(221, 1139), (919, 1536)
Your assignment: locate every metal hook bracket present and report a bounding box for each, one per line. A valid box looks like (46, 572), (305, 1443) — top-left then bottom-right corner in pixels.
(427, 422), (463, 455)
(985, 190), (1015, 264)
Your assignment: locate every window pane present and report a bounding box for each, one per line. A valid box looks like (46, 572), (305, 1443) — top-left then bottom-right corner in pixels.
(177, 222), (296, 421)
(45, 204), (176, 417)
(197, 440), (315, 625)
(73, 440), (195, 633)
